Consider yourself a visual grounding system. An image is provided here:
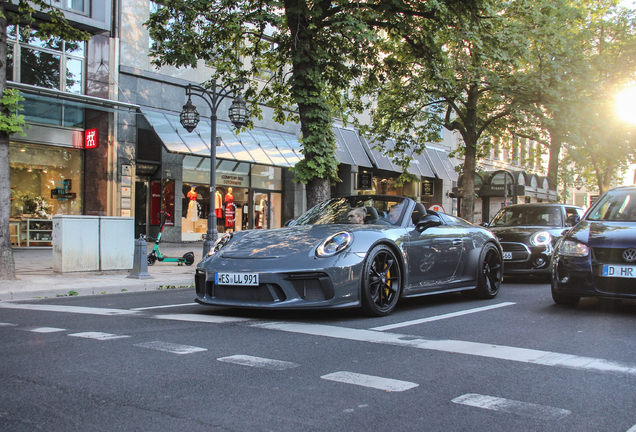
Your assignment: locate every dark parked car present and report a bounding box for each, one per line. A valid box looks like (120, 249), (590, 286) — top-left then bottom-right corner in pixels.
(195, 195), (503, 316)
(487, 203), (585, 277)
(552, 185), (636, 305)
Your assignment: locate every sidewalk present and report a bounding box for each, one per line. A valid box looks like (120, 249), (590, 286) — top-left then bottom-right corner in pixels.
(0, 242), (203, 301)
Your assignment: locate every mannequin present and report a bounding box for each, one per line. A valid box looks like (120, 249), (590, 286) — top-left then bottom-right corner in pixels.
(215, 190), (222, 218)
(186, 185), (198, 221)
(225, 187), (235, 231)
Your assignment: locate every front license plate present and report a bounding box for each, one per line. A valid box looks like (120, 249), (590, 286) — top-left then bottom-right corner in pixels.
(503, 252), (513, 260)
(215, 272), (259, 286)
(602, 265), (636, 278)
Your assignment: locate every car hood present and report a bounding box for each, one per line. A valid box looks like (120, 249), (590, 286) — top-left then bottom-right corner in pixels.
(569, 220), (636, 248)
(219, 224), (387, 259)
(489, 226), (566, 242)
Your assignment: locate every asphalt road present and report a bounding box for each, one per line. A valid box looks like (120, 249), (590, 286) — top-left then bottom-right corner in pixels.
(1, 279), (636, 432)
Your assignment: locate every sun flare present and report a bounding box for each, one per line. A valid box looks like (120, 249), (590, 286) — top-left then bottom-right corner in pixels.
(615, 86), (636, 125)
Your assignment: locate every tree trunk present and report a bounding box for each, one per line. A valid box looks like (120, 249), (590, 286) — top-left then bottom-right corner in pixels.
(0, 3), (16, 280)
(285, 1), (337, 210)
(458, 84), (479, 224)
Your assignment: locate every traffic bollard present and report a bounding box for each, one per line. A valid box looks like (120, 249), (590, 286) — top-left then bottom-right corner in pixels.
(128, 235), (153, 279)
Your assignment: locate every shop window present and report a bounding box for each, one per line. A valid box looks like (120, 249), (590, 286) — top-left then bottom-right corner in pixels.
(162, 180), (175, 225)
(9, 142), (83, 220)
(251, 164), (281, 190)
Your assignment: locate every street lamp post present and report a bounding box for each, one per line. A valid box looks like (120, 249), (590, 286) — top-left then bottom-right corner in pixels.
(180, 80), (249, 256)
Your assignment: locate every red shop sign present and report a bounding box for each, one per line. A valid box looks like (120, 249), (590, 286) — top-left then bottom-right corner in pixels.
(85, 128), (99, 149)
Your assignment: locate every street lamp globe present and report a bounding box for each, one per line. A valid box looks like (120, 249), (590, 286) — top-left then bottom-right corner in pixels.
(574, 175), (584, 191)
(228, 95), (249, 128)
(180, 98), (200, 132)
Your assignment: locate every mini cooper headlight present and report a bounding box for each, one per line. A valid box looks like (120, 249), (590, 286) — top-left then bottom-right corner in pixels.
(207, 233), (233, 257)
(556, 239), (589, 257)
(530, 231), (552, 246)
(316, 232), (353, 257)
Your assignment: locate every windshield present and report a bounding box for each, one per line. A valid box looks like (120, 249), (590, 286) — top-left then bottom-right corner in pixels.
(491, 206), (563, 227)
(293, 196), (408, 227)
(587, 189), (636, 221)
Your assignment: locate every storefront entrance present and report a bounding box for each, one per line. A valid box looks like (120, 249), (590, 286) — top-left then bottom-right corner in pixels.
(252, 190), (282, 229)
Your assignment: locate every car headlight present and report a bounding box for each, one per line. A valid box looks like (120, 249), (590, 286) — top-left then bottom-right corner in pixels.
(316, 232), (353, 257)
(530, 231), (552, 246)
(207, 233), (233, 257)
(556, 239), (589, 257)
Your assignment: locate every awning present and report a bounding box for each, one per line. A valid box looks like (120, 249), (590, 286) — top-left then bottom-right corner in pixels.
(425, 148), (459, 181)
(334, 127), (373, 168)
(140, 108), (303, 168)
(409, 149), (436, 178)
(359, 137), (398, 172)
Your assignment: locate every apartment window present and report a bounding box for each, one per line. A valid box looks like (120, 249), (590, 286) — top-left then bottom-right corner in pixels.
(52, 0), (88, 14)
(7, 25), (85, 94)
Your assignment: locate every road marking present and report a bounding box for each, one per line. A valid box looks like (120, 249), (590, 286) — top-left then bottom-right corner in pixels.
(252, 322), (636, 376)
(452, 393), (571, 420)
(131, 303), (194, 311)
(626, 424), (636, 432)
(217, 355), (299, 370)
(134, 341), (207, 355)
(25, 327), (66, 333)
(0, 322), (17, 327)
(68, 332), (130, 340)
(370, 302), (516, 331)
(154, 314), (251, 324)
(0, 303), (138, 316)
(321, 371), (418, 392)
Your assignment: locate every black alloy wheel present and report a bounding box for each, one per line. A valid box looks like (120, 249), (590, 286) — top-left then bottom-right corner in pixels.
(464, 243), (502, 299)
(361, 245), (402, 317)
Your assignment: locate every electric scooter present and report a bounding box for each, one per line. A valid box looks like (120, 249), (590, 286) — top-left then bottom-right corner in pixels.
(147, 211), (195, 266)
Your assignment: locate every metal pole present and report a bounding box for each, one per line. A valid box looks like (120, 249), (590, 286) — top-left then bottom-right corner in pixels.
(203, 83), (219, 257)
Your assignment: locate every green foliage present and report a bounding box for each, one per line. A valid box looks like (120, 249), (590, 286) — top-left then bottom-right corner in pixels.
(144, 0), (481, 202)
(0, 90), (27, 137)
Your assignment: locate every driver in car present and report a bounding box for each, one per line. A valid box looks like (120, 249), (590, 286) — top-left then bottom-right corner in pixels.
(348, 207), (366, 224)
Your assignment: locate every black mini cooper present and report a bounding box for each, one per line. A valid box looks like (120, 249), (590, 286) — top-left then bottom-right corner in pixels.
(486, 203), (585, 277)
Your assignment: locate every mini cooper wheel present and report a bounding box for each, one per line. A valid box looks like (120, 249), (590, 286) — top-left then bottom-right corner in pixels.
(464, 243), (502, 299)
(360, 245), (402, 317)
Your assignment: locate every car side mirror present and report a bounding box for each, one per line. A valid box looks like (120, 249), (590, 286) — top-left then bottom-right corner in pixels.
(416, 214), (442, 232)
(565, 215), (580, 227)
(284, 219), (296, 227)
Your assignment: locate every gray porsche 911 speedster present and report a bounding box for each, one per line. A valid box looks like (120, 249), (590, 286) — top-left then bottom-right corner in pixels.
(195, 195), (503, 316)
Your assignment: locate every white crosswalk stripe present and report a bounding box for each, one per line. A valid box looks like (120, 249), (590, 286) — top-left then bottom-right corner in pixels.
(68, 332), (130, 340)
(452, 393), (571, 420)
(154, 314), (251, 324)
(25, 327), (66, 333)
(0, 322), (18, 327)
(217, 355), (299, 370)
(134, 341), (207, 355)
(321, 371), (419, 392)
(0, 303), (137, 316)
(252, 321), (636, 376)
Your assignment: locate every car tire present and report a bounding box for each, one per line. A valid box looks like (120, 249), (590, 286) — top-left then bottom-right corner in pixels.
(360, 245), (402, 317)
(463, 242), (502, 299)
(551, 284), (580, 305)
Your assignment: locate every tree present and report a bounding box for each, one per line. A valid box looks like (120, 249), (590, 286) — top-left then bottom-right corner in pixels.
(360, 0), (546, 222)
(511, 0), (636, 195)
(0, 1), (88, 280)
(145, 0), (481, 209)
